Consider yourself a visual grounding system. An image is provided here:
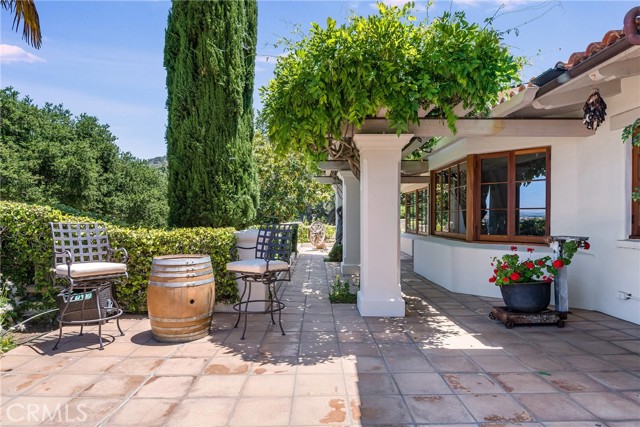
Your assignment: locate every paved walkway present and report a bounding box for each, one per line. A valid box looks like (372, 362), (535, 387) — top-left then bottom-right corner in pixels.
(1, 250), (639, 426)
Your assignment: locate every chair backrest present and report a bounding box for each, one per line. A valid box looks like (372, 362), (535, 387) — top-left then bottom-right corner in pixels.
(50, 222), (111, 266)
(255, 224), (295, 264)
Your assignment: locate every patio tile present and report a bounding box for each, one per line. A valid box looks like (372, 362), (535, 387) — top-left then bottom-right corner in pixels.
(614, 340), (640, 353)
(385, 356), (435, 373)
(84, 342), (138, 357)
(515, 354), (569, 372)
(0, 373), (47, 395)
(81, 374), (146, 397)
(290, 396), (350, 425)
(106, 397), (178, 426)
(228, 397), (292, 426)
(603, 354), (640, 370)
(349, 395), (413, 424)
(296, 357), (342, 374)
(188, 375), (246, 397)
(543, 371), (610, 392)
(341, 356), (387, 374)
(164, 397), (235, 427)
(60, 356), (123, 374)
(242, 374), (295, 397)
(378, 343), (424, 357)
(0, 355), (37, 373)
(405, 394), (476, 423)
(298, 341), (340, 357)
(295, 373), (346, 396)
(572, 340), (632, 355)
(516, 393), (597, 421)
(259, 342), (300, 357)
(541, 423), (611, 427)
(586, 371), (640, 391)
(490, 372), (559, 393)
(569, 392), (640, 420)
(134, 375), (194, 398)
(393, 372), (451, 394)
(203, 357), (251, 375)
(536, 340), (588, 355)
(171, 341), (223, 357)
(561, 355), (618, 371)
(154, 357), (209, 376)
(442, 373), (506, 394)
(346, 373), (399, 395)
(40, 397), (122, 426)
(428, 355), (482, 372)
(128, 343), (179, 358)
(0, 395), (72, 426)
(339, 342), (381, 356)
(468, 355), (529, 373)
(28, 374), (99, 396)
(107, 357), (164, 374)
(9, 355), (78, 374)
(250, 358), (297, 375)
(458, 394), (534, 423)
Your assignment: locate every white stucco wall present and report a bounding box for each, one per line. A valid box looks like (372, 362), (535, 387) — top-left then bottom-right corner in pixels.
(412, 74), (640, 324)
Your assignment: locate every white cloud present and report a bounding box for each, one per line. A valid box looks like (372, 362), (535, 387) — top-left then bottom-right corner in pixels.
(0, 44), (45, 64)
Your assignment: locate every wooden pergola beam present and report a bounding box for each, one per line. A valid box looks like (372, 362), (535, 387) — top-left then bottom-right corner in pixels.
(317, 161), (350, 171)
(313, 176), (337, 185)
(401, 176), (430, 184)
(357, 118), (595, 138)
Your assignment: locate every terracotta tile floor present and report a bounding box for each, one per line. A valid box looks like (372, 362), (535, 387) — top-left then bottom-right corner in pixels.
(1, 247), (639, 426)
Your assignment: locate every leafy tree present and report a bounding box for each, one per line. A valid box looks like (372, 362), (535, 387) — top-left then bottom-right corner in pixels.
(253, 132), (333, 224)
(0, 87), (169, 227)
(164, 0), (259, 228)
(261, 2), (522, 160)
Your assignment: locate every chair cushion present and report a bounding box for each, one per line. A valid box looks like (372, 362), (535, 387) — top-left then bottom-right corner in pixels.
(55, 262), (127, 278)
(226, 258), (289, 274)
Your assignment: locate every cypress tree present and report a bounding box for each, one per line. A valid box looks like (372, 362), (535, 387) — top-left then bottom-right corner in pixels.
(164, 0), (259, 228)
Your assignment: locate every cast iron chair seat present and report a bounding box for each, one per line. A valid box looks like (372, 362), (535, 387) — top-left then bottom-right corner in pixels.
(226, 224), (295, 340)
(50, 222), (127, 350)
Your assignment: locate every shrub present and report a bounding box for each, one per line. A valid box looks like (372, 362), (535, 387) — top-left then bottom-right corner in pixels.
(325, 244), (343, 263)
(0, 201), (238, 313)
(329, 275), (357, 304)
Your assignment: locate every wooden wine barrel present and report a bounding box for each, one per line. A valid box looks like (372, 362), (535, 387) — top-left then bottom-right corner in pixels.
(147, 254), (215, 342)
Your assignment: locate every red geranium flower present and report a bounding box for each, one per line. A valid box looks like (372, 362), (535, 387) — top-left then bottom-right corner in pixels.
(510, 246), (517, 251)
(510, 272), (520, 281)
(537, 260), (545, 266)
(527, 248), (534, 253)
(493, 269), (498, 274)
(525, 262), (534, 269)
(584, 242), (590, 250)
(552, 259), (564, 269)
(501, 264), (508, 270)
(502, 277), (509, 284)
(489, 277), (496, 283)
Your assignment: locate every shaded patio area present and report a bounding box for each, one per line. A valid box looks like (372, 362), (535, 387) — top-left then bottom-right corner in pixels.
(1, 248), (639, 426)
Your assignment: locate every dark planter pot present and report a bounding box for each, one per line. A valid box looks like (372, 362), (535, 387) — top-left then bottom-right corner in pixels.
(500, 281), (551, 313)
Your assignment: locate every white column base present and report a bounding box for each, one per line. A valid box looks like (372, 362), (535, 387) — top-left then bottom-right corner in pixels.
(357, 290), (405, 317)
(340, 263), (360, 275)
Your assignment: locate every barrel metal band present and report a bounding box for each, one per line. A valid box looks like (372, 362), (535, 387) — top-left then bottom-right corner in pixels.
(148, 277), (214, 288)
(149, 311), (214, 323)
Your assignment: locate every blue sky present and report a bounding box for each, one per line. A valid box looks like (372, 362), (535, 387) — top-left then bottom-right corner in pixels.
(1, 0), (636, 159)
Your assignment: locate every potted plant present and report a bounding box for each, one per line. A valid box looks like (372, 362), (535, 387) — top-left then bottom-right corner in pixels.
(489, 243), (590, 313)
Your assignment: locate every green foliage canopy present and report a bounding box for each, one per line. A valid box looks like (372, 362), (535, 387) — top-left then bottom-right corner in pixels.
(261, 2), (522, 158)
(164, 0), (259, 229)
(0, 87), (169, 228)
(253, 132), (333, 224)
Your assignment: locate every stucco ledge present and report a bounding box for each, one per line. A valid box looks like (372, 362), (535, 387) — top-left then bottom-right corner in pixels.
(616, 239), (640, 250)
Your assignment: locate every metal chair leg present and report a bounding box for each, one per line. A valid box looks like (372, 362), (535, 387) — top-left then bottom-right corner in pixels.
(53, 320), (63, 350)
(234, 277), (250, 329)
(271, 282), (286, 336)
(241, 279), (253, 340)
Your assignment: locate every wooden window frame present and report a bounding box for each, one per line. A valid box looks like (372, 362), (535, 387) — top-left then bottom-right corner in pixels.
(431, 160), (467, 240)
(632, 144), (640, 239)
(474, 147), (551, 244)
(403, 186), (429, 236)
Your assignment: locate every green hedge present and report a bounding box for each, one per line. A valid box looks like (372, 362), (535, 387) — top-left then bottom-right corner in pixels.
(0, 201), (238, 313)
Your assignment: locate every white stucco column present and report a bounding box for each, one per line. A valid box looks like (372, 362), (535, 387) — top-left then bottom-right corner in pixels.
(337, 170), (360, 275)
(353, 133), (414, 317)
(334, 183), (343, 227)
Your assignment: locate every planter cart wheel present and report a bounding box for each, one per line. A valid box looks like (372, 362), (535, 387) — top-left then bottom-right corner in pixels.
(488, 312), (496, 320)
(557, 320), (566, 328)
(308, 221), (326, 248)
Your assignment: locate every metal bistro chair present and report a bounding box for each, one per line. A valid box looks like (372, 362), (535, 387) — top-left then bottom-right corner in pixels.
(226, 224), (295, 340)
(50, 222), (127, 350)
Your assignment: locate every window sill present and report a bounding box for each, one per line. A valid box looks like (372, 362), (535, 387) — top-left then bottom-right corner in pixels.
(616, 239), (640, 250)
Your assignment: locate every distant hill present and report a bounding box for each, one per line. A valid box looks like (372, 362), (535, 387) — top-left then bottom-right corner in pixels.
(146, 156), (167, 168)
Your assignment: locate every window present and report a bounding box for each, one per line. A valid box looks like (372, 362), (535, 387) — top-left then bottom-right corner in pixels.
(632, 144), (640, 238)
(478, 148), (549, 242)
(434, 161), (467, 237)
(403, 186), (429, 235)
(405, 191), (416, 233)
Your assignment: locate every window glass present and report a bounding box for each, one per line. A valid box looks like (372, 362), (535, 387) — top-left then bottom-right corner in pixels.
(418, 187), (429, 235)
(434, 161), (466, 235)
(481, 157), (508, 182)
